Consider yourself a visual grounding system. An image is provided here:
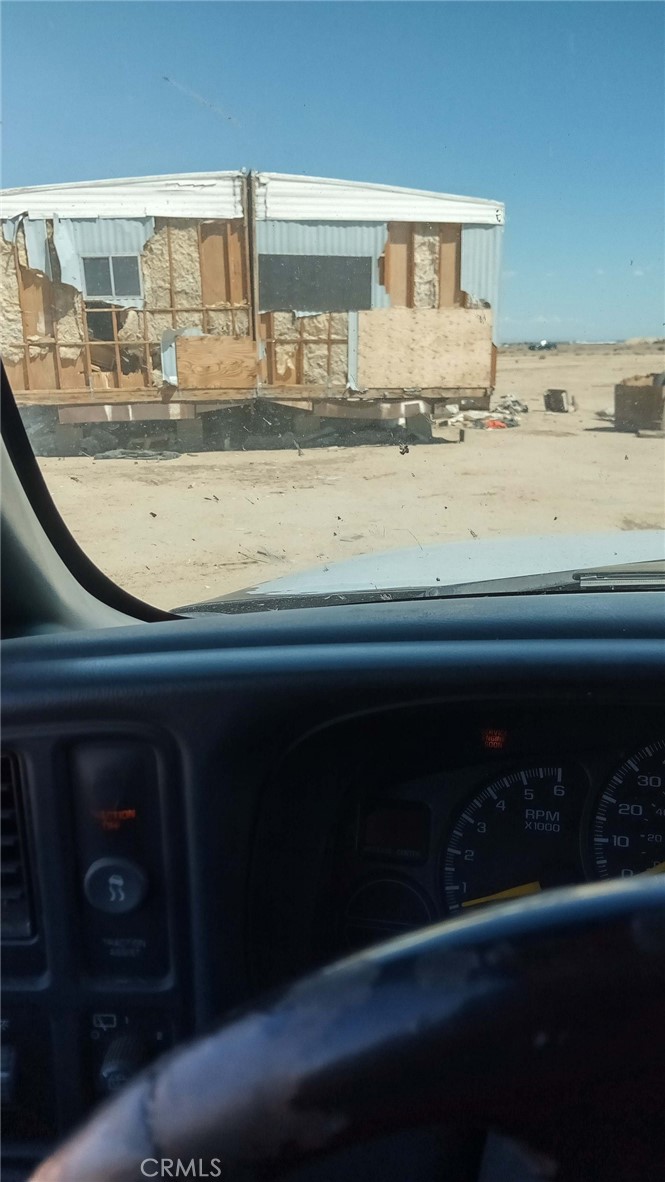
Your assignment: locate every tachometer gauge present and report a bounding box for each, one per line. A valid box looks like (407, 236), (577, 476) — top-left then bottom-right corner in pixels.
(590, 740), (665, 880)
(442, 765), (583, 914)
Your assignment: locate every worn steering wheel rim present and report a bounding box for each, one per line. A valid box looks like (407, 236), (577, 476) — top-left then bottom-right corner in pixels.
(33, 878), (665, 1182)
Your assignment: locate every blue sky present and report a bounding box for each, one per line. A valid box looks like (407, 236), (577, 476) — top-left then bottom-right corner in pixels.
(2, 1), (663, 341)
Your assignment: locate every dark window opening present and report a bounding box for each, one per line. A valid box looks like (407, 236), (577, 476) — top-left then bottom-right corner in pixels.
(259, 254), (372, 312)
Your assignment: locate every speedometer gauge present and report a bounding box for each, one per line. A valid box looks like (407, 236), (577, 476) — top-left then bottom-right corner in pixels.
(590, 740), (665, 879)
(442, 765), (583, 914)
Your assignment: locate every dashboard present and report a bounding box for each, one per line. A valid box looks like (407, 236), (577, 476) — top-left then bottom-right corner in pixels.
(1, 590), (664, 1176)
(248, 701), (665, 986)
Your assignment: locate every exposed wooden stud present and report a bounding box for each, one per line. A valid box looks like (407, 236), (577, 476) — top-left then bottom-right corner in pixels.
(222, 222), (232, 306)
(51, 315), (64, 391)
(384, 223), (409, 307)
(166, 221), (176, 327)
(240, 208), (252, 319)
(111, 307), (122, 387)
(438, 224), (462, 307)
(407, 225), (415, 309)
(297, 318), (304, 384)
(196, 223), (209, 334)
(266, 313), (274, 384)
(143, 307), (151, 388)
(80, 303), (94, 389)
(245, 173), (261, 348)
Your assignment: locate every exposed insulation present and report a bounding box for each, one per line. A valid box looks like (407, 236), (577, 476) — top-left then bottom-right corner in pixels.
(328, 313), (348, 341)
(271, 311), (347, 344)
(297, 314), (333, 341)
(302, 344), (330, 384)
(52, 283), (85, 361)
(117, 308), (143, 342)
(274, 343), (298, 383)
(148, 311), (174, 341)
(141, 220), (170, 304)
(207, 308), (251, 337)
(300, 342), (348, 384)
(329, 342), (348, 384)
(412, 223), (439, 309)
(272, 311), (299, 342)
(170, 220), (203, 328)
(0, 234), (25, 364)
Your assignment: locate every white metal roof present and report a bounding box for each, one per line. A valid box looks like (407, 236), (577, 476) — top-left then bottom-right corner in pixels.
(0, 171), (503, 226)
(255, 173), (504, 225)
(0, 172), (245, 220)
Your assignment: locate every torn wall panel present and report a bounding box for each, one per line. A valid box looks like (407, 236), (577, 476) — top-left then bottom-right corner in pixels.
(461, 224), (503, 331)
(357, 307), (493, 389)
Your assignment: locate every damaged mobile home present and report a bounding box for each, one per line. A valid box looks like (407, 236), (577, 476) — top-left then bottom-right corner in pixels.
(0, 171), (504, 442)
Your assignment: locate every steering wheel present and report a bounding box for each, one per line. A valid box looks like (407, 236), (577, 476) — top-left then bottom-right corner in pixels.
(33, 879), (665, 1182)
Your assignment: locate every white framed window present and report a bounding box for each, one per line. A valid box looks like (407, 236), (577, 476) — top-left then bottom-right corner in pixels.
(82, 254), (142, 300)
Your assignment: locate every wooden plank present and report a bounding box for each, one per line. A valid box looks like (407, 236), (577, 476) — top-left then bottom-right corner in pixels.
(52, 315), (64, 390)
(384, 223), (409, 306)
(3, 360), (25, 389)
(23, 347), (58, 390)
(199, 221), (230, 304)
(166, 222), (176, 327)
(357, 307), (493, 389)
(438, 224), (462, 307)
(111, 308), (122, 388)
(143, 308), (152, 386)
(407, 225), (415, 308)
(59, 356), (88, 390)
(20, 270), (54, 338)
(175, 335), (257, 389)
(15, 386), (257, 406)
(200, 220), (250, 307)
(226, 220), (247, 305)
(12, 387), (375, 411)
(196, 224), (209, 333)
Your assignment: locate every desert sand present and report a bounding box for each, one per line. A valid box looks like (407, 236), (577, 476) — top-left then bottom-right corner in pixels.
(36, 344), (665, 610)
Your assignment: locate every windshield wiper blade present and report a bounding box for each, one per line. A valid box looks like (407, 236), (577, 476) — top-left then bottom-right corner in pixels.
(176, 560), (665, 615)
(573, 561), (665, 591)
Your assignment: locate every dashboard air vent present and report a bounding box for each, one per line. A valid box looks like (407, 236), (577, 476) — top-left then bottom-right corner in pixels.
(1, 753), (34, 940)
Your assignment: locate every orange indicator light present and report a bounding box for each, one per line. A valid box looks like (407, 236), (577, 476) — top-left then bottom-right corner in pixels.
(482, 728), (508, 751)
(92, 808), (137, 831)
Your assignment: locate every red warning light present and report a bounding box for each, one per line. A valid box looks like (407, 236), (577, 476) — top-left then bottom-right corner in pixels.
(482, 728), (508, 751)
(92, 808), (137, 832)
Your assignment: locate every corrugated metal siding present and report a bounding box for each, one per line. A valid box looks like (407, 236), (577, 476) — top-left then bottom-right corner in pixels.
(255, 173), (504, 226)
(461, 225), (504, 329)
(257, 220), (387, 256)
(0, 172), (244, 219)
(65, 217), (155, 256)
(256, 220), (390, 308)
